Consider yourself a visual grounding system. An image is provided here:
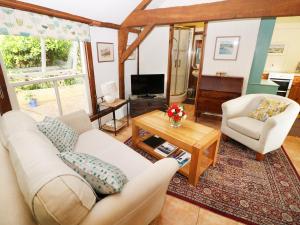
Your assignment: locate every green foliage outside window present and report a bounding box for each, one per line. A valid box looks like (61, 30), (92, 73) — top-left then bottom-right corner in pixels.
(0, 36), (72, 69)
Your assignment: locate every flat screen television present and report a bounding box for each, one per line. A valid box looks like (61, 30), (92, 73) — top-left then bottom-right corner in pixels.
(131, 74), (164, 96)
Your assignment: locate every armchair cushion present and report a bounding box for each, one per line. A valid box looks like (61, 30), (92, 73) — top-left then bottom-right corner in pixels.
(227, 117), (264, 140)
(249, 98), (288, 121)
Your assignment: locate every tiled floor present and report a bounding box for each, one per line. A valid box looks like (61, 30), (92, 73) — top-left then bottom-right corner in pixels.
(103, 104), (300, 225)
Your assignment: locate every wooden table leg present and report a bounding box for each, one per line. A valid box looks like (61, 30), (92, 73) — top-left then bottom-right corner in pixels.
(132, 122), (139, 148)
(212, 133), (221, 166)
(188, 147), (201, 186)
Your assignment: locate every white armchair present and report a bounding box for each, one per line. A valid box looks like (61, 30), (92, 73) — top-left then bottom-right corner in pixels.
(221, 94), (300, 160)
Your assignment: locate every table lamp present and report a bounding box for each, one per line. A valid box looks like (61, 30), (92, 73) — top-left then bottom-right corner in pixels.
(101, 81), (117, 103)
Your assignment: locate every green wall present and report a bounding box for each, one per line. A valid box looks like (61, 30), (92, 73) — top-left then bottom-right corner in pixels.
(246, 18), (278, 94)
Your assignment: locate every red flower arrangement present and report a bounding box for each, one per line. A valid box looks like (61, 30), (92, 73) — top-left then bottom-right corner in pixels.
(166, 103), (187, 127)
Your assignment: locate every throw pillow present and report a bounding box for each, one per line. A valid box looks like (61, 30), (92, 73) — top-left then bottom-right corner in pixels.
(37, 117), (79, 152)
(58, 152), (128, 194)
(249, 98), (288, 121)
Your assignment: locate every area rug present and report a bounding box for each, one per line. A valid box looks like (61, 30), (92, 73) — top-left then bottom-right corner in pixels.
(125, 137), (300, 225)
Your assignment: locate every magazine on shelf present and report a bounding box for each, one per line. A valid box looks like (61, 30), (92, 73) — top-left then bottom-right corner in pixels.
(169, 149), (191, 168)
(154, 142), (178, 157)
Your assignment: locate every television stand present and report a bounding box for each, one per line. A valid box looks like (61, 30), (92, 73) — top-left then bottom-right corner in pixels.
(138, 94), (156, 99)
(129, 96), (167, 117)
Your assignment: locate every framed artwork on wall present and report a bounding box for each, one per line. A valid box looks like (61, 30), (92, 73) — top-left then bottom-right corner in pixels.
(268, 44), (285, 55)
(214, 36), (240, 60)
(97, 42), (114, 62)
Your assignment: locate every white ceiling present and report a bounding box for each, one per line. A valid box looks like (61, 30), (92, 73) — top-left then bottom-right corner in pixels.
(21, 0), (222, 24)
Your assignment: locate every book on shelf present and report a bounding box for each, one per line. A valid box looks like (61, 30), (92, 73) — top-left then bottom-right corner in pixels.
(143, 135), (165, 149)
(169, 149), (191, 168)
(154, 142), (178, 157)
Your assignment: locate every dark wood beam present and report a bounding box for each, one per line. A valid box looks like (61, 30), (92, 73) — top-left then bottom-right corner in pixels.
(84, 43), (97, 115)
(0, 63), (12, 115)
(90, 21), (121, 30)
(166, 25), (174, 105)
(122, 0), (300, 27)
(118, 28), (129, 99)
(121, 25), (154, 63)
(194, 23), (208, 120)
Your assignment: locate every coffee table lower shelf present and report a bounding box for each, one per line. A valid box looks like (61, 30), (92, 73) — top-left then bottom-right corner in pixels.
(135, 141), (213, 180)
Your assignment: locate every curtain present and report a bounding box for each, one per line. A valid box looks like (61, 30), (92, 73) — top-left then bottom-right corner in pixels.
(0, 6), (90, 42)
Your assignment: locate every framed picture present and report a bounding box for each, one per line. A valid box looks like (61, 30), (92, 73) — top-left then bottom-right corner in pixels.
(97, 42), (114, 62)
(214, 36), (240, 60)
(127, 45), (137, 60)
(268, 44), (285, 55)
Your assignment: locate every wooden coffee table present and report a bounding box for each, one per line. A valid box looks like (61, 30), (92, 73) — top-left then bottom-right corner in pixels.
(132, 110), (221, 186)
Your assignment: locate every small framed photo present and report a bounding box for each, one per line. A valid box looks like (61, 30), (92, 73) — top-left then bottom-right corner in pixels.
(268, 44), (285, 55)
(97, 42), (114, 62)
(214, 36), (240, 61)
(127, 45), (137, 60)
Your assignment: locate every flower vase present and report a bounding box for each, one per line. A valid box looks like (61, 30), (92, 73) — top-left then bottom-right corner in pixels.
(170, 118), (181, 128)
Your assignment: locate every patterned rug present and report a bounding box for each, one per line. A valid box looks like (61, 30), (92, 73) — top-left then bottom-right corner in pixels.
(125, 137), (300, 225)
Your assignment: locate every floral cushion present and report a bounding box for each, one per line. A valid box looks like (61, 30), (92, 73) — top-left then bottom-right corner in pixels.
(58, 152), (128, 195)
(249, 98), (288, 122)
(37, 117), (79, 152)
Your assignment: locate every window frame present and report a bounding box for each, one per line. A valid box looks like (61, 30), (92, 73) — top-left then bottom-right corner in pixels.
(3, 37), (92, 116)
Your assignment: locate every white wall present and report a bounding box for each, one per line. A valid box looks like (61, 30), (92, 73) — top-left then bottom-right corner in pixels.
(265, 17), (300, 73)
(90, 27), (137, 98)
(202, 19), (261, 94)
(139, 26), (170, 95)
(90, 27), (137, 122)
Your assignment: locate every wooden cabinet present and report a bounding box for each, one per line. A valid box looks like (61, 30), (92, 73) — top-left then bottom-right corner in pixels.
(130, 97), (167, 117)
(195, 75), (244, 116)
(289, 76), (300, 104)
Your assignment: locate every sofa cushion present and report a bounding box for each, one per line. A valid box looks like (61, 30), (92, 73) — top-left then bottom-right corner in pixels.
(75, 129), (152, 180)
(8, 130), (96, 225)
(0, 110), (38, 148)
(59, 152), (128, 195)
(37, 117), (79, 152)
(227, 116), (264, 140)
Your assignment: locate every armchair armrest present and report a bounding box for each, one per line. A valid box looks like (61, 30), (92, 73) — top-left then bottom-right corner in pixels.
(58, 110), (93, 135)
(222, 94), (257, 119)
(80, 158), (179, 225)
(259, 103), (300, 153)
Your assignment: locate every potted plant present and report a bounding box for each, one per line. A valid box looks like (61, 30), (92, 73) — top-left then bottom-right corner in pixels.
(25, 92), (38, 108)
(166, 103), (187, 128)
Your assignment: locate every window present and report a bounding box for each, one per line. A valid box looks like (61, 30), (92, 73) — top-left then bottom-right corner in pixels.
(0, 35), (91, 121)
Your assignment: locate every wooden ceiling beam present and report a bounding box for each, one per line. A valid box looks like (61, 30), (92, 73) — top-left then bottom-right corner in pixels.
(122, 0), (300, 27)
(121, 24), (154, 63)
(134, 0), (153, 11)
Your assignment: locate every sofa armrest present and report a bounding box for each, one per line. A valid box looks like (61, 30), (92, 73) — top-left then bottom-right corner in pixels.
(80, 158), (179, 225)
(58, 110), (93, 135)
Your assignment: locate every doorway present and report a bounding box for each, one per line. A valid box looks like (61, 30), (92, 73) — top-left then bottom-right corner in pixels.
(168, 22), (205, 108)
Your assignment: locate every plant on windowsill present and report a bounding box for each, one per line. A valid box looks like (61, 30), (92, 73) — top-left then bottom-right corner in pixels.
(166, 103), (187, 128)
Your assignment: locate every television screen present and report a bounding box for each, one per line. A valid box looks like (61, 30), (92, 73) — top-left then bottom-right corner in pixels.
(131, 74), (164, 95)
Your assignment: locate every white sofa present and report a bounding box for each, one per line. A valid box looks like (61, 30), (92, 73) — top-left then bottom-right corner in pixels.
(221, 94), (300, 160)
(0, 110), (179, 225)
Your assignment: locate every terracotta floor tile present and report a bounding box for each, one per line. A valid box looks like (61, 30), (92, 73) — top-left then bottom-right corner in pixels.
(196, 208), (242, 225)
(155, 195), (200, 225)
